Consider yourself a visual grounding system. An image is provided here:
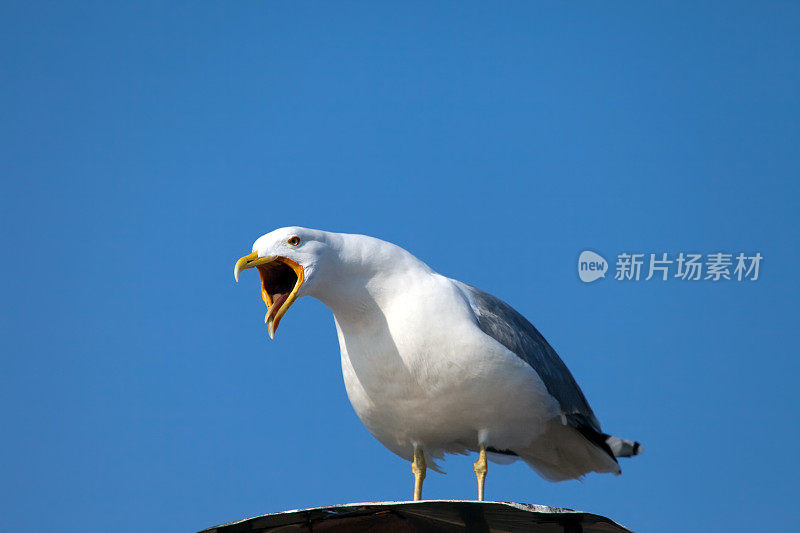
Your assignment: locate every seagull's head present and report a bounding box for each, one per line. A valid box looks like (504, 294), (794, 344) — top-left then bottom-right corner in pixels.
(233, 226), (337, 339)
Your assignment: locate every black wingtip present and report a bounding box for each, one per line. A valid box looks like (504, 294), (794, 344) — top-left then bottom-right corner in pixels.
(565, 414), (619, 463)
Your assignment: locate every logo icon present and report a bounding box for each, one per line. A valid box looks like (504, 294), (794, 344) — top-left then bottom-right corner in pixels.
(578, 250), (608, 283)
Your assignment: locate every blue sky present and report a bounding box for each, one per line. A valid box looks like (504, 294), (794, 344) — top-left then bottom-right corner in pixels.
(1, 2), (798, 532)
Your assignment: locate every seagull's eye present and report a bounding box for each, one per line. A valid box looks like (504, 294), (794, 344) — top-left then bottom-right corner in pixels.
(287, 236), (301, 246)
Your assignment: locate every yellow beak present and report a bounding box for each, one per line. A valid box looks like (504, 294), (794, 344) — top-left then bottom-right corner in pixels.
(234, 251), (305, 339)
(233, 251), (276, 282)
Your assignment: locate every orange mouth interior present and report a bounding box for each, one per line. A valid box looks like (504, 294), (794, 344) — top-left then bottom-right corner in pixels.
(257, 257), (304, 333)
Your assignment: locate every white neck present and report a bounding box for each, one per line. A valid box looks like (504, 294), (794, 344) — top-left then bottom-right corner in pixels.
(306, 232), (432, 326)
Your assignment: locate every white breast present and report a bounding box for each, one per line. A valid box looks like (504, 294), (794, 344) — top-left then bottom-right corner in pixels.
(333, 272), (560, 465)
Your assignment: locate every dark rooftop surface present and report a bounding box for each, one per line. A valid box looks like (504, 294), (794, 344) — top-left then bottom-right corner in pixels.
(198, 500), (631, 533)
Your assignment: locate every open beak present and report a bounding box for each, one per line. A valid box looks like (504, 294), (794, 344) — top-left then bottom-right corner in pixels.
(234, 251), (305, 339)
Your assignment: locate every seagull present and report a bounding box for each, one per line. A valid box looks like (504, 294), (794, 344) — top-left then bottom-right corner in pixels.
(234, 227), (642, 501)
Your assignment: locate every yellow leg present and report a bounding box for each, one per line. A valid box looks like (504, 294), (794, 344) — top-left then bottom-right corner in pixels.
(473, 445), (487, 501)
(412, 447), (426, 501)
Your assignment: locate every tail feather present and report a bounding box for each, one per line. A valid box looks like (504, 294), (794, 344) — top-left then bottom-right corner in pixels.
(517, 416), (643, 481)
(519, 418), (622, 481)
(604, 435), (643, 458)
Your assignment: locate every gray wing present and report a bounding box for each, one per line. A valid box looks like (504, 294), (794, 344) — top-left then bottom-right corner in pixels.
(455, 281), (602, 433)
